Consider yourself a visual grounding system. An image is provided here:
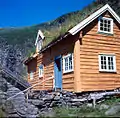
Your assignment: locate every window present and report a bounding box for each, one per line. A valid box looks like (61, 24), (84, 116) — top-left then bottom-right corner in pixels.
(39, 64), (44, 77)
(63, 54), (74, 73)
(98, 17), (113, 34)
(99, 54), (116, 72)
(37, 39), (42, 51)
(30, 72), (33, 80)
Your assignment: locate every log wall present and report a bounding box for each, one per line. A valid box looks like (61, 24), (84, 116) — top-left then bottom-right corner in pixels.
(79, 11), (120, 91)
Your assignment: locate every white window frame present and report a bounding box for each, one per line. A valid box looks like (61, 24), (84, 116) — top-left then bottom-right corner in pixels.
(98, 17), (113, 34)
(30, 72), (34, 80)
(63, 53), (74, 73)
(98, 54), (116, 72)
(39, 64), (44, 78)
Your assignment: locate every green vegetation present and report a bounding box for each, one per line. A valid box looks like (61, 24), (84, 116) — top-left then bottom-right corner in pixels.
(0, 0), (119, 56)
(53, 106), (105, 117)
(0, 108), (5, 117)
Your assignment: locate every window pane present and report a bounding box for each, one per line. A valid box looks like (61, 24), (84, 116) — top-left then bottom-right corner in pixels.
(108, 28), (110, 32)
(101, 56), (103, 60)
(104, 23), (107, 27)
(108, 21), (110, 24)
(100, 27), (103, 31)
(104, 20), (107, 23)
(65, 58), (68, 71)
(30, 72), (33, 80)
(104, 28), (107, 31)
(101, 19), (103, 23)
(69, 55), (73, 70)
(39, 64), (43, 77)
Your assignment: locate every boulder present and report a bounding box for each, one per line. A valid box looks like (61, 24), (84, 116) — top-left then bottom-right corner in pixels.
(105, 104), (120, 115)
(3, 100), (16, 114)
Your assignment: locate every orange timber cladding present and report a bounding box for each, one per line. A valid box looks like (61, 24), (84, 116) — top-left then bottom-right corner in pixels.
(27, 11), (120, 92)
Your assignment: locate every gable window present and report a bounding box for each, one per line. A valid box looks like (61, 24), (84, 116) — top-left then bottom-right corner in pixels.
(37, 39), (42, 52)
(63, 53), (74, 73)
(39, 64), (44, 78)
(30, 72), (33, 80)
(99, 54), (116, 72)
(98, 17), (113, 34)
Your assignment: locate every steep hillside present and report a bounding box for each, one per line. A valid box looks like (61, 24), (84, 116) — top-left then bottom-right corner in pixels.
(0, 0), (119, 77)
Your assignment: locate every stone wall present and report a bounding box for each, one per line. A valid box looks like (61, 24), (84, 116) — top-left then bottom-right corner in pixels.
(1, 70), (120, 117)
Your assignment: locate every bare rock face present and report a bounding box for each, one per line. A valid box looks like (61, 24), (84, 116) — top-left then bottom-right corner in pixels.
(0, 38), (27, 79)
(0, 74), (7, 92)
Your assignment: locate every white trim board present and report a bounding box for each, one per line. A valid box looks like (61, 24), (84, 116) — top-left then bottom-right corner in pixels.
(68, 4), (120, 35)
(35, 30), (45, 46)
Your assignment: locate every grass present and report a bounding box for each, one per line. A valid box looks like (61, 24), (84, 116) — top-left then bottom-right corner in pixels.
(0, 108), (5, 118)
(53, 106), (106, 117)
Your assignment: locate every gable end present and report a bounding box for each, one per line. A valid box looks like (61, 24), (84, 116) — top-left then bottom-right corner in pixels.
(68, 4), (120, 35)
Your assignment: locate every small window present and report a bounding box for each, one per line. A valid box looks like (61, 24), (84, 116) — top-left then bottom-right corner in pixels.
(37, 40), (42, 51)
(99, 54), (116, 72)
(63, 53), (74, 73)
(39, 64), (44, 78)
(30, 72), (33, 80)
(98, 17), (113, 34)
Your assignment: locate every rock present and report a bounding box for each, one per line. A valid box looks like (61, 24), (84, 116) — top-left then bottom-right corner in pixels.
(0, 76), (7, 92)
(63, 96), (71, 101)
(42, 95), (54, 101)
(71, 102), (82, 107)
(71, 98), (87, 102)
(54, 95), (60, 101)
(3, 100), (16, 114)
(26, 105), (38, 115)
(105, 104), (120, 115)
(26, 114), (38, 118)
(87, 103), (93, 108)
(0, 91), (7, 105)
(50, 101), (59, 107)
(8, 113), (20, 117)
(28, 99), (44, 106)
(99, 104), (109, 110)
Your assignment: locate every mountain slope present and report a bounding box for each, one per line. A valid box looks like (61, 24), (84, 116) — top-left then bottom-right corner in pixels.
(0, 0), (119, 77)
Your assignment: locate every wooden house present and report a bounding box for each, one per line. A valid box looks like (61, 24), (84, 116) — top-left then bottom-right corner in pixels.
(24, 4), (120, 92)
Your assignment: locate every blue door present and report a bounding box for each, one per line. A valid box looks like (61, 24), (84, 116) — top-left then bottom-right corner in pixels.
(54, 55), (62, 90)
